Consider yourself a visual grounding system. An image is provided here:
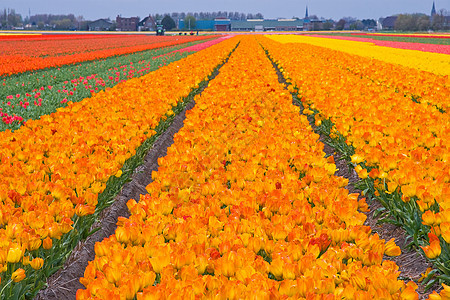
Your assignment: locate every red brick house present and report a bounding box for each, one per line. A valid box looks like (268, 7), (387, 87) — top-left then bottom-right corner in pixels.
(116, 15), (139, 31)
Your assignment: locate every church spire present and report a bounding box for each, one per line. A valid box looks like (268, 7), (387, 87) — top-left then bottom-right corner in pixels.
(431, 1), (436, 16)
(305, 5), (309, 18)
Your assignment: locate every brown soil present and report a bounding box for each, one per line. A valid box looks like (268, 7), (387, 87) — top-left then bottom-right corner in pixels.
(35, 100), (196, 300)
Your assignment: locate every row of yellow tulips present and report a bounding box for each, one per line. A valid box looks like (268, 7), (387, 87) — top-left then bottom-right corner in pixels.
(0, 36), (239, 297)
(259, 36), (449, 297)
(268, 35), (450, 76)
(77, 36), (418, 299)
(268, 35), (449, 113)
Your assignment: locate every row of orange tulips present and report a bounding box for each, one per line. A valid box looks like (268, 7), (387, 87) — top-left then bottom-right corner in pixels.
(258, 36), (449, 297)
(0, 35), (212, 76)
(77, 36), (418, 299)
(0, 37), (238, 298)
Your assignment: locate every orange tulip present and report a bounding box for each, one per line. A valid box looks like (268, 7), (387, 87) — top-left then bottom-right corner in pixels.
(103, 264), (121, 284)
(43, 237), (53, 250)
(11, 268), (26, 282)
(439, 284), (450, 299)
(7, 247), (22, 263)
(384, 238), (401, 256)
(400, 285), (419, 300)
(422, 210), (442, 226)
(149, 255), (170, 274)
(421, 239), (441, 259)
(30, 257), (44, 270)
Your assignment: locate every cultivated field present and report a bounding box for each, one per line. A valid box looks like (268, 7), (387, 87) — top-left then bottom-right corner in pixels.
(0, 32), (449, 299)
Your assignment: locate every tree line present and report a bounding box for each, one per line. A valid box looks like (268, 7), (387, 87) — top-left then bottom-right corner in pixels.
(394, 10), (449, 31)
(156, 11), (264, 21)
(0, 9), (264, 30)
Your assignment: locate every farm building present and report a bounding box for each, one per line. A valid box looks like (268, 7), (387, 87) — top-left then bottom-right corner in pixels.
(231, 19), (304, 31)
(116, 15), (139, 31)
(139, 15), (157, 31)
(88, 19), (112, 31)
(378, 16), (398, 30)
(178, 19), (231, 31)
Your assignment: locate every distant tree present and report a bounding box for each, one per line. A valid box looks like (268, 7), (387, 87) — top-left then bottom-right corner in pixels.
(29, 13), (78, 29)
(361, 19), (376, 29)
(417, 15), (430, 31)
(109, 21), (117, 31)
(312, 22), (322, 31)
(395, 13), (429, 31)
(184, 15), (196, 29)
(432, 9), (449, 30)
(51, 18), (73, 30)
(247, 13), (254, 19)
(255, 13), (264, 19)
(2, 9), (23, 28)
(79, 20), (90, 31)
(394, 14), (413, 31)
(343, 16), (356, 23)
(161, 15), (176, 30)
(76, 15), (84, 30)
(349, 20), (364, 30)
(336, 19), (346, 30)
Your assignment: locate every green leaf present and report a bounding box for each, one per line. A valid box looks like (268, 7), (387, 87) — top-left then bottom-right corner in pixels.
(373, 207), (386, 218)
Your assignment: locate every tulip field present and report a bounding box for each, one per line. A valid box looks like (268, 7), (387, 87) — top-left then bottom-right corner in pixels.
(0, 32), (449, 299)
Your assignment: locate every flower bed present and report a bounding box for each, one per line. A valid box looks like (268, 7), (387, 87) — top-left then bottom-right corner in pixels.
(267, 34), (450, 76)
(353, 33), (450, 39)
(0, 34), (214, 76)
(267, 34), (449, 113)
(0, 38), (219, 131)
(77, 36), (416, 299)
(308, 34), (450, 54)
(0, 36), (238, 299)
(259, 35), (449, 298)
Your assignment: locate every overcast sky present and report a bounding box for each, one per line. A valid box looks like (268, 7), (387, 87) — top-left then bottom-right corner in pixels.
(3, 0), (448, 21)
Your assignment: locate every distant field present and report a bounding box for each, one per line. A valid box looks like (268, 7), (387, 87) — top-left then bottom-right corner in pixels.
(0, 32), (449, 300)
(311, 32), (450, 45)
